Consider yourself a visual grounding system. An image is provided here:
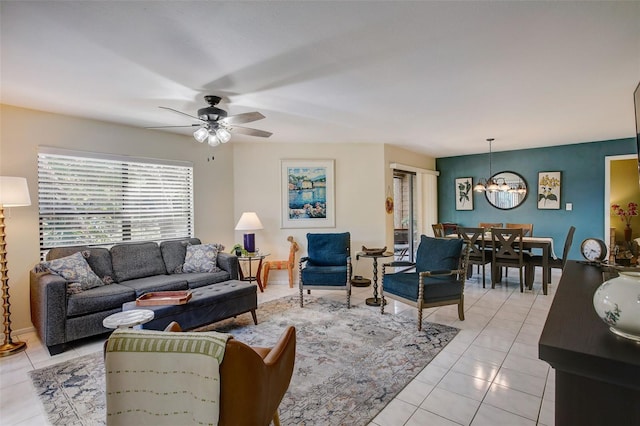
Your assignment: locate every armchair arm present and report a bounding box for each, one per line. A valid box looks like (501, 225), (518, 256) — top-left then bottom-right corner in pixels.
(383, 261), (415, 268)
(420, 269), (463, 277)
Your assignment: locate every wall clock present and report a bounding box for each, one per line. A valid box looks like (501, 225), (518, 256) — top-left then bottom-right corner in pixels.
(580, 238), (607, 262)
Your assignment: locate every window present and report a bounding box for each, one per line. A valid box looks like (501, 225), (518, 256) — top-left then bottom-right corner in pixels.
(38, 147), (194, 256)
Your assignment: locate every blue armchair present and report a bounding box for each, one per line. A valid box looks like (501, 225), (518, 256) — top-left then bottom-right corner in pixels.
(299, 232), (352, 308)
(380, 235), (469, 330)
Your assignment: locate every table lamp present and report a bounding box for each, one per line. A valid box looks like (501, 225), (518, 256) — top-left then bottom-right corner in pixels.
(235, 212), (263, 253)
(0, 176), (31, 357)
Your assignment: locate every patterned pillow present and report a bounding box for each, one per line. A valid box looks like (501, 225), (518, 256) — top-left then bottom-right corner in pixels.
(41, 251), (104, 295)
(182, 243), (223, 273)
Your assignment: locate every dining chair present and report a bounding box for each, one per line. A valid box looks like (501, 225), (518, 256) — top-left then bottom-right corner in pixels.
(432, 223), (445, 237)
(458, 227), (492, 288)
(526, 226), (576, 291)
(506, 223), (534, 236)
(491, 228), (532, 292)
(479, 222), (503, 231)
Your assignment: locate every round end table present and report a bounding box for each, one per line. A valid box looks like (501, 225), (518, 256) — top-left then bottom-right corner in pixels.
(103, 309), (155, 329)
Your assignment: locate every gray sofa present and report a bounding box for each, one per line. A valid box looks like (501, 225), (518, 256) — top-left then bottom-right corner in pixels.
(30, 238), (239, 355)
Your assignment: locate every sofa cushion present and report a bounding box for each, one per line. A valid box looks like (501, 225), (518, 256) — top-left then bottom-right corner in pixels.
(111, 242), (167, 282)
(160, 238), (202, 274)
(118, 275), (189, 297)
(183, 271), (232, 289)
(67, 283), (136, 317)
(46, 246), (116, 284)
(183, 244), (224, 273)
(41, 252), (104, 295)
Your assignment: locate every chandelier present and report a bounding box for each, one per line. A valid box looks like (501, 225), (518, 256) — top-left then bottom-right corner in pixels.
(473, 138), (498, 192)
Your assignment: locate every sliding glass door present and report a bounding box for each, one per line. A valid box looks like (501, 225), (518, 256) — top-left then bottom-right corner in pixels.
(393, 170), (418, 261)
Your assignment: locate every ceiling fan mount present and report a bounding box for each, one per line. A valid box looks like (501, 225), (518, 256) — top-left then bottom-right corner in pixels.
(148, 94), (272, 146)
(197, 96), (227, 122)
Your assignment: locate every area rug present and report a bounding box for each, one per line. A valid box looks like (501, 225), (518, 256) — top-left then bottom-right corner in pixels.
(30, 295), (458, 426)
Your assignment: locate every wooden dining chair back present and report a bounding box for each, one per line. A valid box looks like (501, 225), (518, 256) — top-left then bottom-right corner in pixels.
(479, 222), (503, 231)
(506, 223), (534, 236)
(458, 227), (491, 288)
(491, 228), (531, 292)
(526, 226), (576, 292)
(432, 223), (445, 237)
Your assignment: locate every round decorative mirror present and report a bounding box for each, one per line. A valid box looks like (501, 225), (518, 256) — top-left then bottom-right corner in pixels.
(484, 171), (528, 210)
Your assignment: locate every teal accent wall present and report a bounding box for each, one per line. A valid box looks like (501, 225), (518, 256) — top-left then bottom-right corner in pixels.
(436, 138), (636, 260)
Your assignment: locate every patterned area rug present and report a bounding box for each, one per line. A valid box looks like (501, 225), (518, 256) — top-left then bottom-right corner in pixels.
(30, 295), (458, 425)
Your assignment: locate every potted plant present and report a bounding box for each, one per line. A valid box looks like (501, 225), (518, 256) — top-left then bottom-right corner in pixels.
(230, 244), (246, 256)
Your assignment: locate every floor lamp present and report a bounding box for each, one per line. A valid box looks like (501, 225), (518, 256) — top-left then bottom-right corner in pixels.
(0, 176), (31, 357)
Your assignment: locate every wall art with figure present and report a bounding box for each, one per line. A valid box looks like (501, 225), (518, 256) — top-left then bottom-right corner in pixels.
(281, 159), (335, 228)
(455, 177), (473, 210)
(538, 171), (561, 209)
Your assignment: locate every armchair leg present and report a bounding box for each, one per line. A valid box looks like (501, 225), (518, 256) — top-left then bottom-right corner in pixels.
(458, 296), (465, 321)
(417, 308), (423, 331)
(273, 411), (281, 426)
(299, 285), (304, 307)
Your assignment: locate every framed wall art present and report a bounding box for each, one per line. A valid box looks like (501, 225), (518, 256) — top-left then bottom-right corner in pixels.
(281, 159), (335, 228)
(538, 171), (561, 209)
(455, 177), (473, 210)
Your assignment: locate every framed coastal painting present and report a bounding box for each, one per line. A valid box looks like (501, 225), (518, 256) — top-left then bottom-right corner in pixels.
(455, 177), (473, 210)
(281, 159), (335, 228)
(538, 171), (561, 209)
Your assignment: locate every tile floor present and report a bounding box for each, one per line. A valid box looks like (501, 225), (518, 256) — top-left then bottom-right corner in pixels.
(0, 267), (557, 425)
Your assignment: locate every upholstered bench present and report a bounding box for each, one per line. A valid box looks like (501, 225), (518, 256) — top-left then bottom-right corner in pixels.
(122, 280), (257, 331)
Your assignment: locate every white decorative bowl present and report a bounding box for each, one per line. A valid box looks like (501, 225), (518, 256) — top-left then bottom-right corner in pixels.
(593, 271), (640, 342)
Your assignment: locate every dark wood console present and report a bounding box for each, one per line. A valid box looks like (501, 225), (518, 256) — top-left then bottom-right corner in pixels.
(539, 260), (640, 425)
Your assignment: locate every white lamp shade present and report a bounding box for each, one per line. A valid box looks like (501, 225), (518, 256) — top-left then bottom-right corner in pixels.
(193, 127), (209, 143)
(235, 212), (263, 231)
(217, 128), (231, 143)
(0, 176), (31, 207)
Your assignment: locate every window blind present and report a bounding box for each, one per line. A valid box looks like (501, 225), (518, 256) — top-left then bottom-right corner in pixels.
(38, 148), (194, 253)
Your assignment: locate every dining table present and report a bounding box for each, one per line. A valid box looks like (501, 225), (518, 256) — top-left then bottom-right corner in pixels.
(448, 233), (557, 295)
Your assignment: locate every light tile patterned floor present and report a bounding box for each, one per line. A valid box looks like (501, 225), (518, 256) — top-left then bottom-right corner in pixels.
(0, 267), (557, 425)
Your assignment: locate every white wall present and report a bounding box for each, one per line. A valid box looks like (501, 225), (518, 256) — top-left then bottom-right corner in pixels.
(0, 105), (235, 331)
(232, 142), (387, 281)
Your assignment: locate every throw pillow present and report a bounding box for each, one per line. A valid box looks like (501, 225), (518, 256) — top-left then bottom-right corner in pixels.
(182, 243), (223, 273)
(41, 251), (105, 295)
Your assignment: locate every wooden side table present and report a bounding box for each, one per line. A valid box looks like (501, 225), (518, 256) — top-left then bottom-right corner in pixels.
(356, 251), (394, 306)
(237, 253), (269, 292)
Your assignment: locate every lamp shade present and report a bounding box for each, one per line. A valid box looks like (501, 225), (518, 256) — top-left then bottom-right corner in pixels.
(235, 212), (263, 231)
(0, 176), (31, 207)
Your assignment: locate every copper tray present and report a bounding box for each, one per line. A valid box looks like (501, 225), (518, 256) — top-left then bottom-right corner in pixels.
(136, 290), (192, 306)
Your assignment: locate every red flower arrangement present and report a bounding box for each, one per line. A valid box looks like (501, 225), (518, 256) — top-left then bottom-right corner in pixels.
(611, 202), (639, 226)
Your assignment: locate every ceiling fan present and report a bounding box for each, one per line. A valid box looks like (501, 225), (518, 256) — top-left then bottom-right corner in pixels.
(147, 95), (272, 147)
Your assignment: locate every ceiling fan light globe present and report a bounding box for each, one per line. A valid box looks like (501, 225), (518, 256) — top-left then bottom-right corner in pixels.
(208, 133), (221, 147)
(217, 128), (231, 143)
(193, 127), (209, 143)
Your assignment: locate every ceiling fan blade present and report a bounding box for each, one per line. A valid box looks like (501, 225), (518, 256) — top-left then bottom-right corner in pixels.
(145, 124), (202, 129)
(158, 106), (205, 122)
(220, 111), (265, 125)
(229, 126), (272, 138)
